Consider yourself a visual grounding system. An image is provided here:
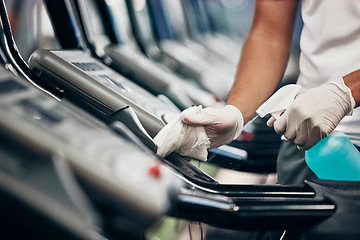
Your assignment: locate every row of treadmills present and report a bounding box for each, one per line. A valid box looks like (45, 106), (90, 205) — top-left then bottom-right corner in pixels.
(0, 0), (359, 239)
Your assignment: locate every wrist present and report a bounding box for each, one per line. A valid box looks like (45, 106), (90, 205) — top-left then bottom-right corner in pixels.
(343, 70), (360, 107)
(327, 77), (356, 115)
(224, 105), (244, 140)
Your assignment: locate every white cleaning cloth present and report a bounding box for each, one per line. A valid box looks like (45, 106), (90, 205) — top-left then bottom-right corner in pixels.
(154, 106), (210, 161)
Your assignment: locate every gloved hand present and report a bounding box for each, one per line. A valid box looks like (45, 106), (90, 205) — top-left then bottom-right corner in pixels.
(268, 78), (355, 151)
(181, 105), (244, 149)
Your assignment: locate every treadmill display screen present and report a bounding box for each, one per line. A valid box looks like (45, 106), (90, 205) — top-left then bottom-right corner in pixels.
(99, 75), (129, 93)
(71, 62), (104, 71)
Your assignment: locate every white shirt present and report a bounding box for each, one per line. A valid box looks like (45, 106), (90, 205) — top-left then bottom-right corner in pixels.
(298, 0), (360, 145)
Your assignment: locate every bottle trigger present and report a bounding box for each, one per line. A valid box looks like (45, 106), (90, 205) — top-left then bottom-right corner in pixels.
(256, 84), (302, 119)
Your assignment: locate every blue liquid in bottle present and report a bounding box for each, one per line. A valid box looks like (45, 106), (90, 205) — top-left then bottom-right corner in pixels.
(305, 131), (360, 181)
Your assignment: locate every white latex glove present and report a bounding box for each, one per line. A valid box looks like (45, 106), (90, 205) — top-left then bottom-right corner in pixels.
(154, 106), (210, 161)
(268, 78), (355, 151)
(181, 105), (244, 149)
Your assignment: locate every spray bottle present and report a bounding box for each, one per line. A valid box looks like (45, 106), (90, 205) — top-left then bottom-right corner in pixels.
(256, 84), (360, 181)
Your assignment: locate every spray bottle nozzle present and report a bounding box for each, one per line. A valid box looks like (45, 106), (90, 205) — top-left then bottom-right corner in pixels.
(256, 84), (302, 120)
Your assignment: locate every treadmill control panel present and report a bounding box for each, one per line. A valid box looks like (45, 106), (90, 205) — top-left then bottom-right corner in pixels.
(53, 50), (180, 121)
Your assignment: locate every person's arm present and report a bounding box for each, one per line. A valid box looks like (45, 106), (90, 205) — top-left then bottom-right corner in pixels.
(181, 0), (299, 149)
(227, 0), (299, 123)
(343, 69), (360, 107)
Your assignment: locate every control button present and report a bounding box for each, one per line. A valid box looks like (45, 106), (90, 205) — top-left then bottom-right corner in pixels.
(239, 131), (254, 142)
(214, 96), (224, 103)
(148, 164), (161, 179)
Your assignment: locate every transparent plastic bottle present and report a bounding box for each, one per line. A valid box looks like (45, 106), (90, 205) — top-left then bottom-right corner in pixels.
(305, 131), (360, 180)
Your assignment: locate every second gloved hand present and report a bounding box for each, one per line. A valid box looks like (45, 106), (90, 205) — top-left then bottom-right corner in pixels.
(268, 78), (355, 150)
(181, 105), (244, 149)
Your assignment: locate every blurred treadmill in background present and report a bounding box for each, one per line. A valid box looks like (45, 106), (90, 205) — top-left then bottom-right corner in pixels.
(128, 0), (234, 100)
(200, 0), (244, 50)
(4, 0), (59, 60)
(214, 0), (256, 41)
(156, 0), (237, 70)
(2, 0), (64, 98)
(76, 0), (223, 110)
(181, 0), (241, 65)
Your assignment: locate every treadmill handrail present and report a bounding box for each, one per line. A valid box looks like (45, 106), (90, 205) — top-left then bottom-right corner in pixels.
(171, 188), (335, 231)
(146, 0), (175, 41)
(93, 0), (121, 45)
(0, 0), (63, 98)
(42, 0), (83, 50)
(125, 0), (162, 57)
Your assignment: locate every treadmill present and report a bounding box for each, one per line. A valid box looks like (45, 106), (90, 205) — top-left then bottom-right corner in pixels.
(200, 0), (244, 47)
(180, 0), (241, 65)
(127, 0), (235, 99)
(76, 0), (223, 110)
(0, 64), (183, 239)
(150, 0), (237, 73)
(1, 61), (359, 240)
